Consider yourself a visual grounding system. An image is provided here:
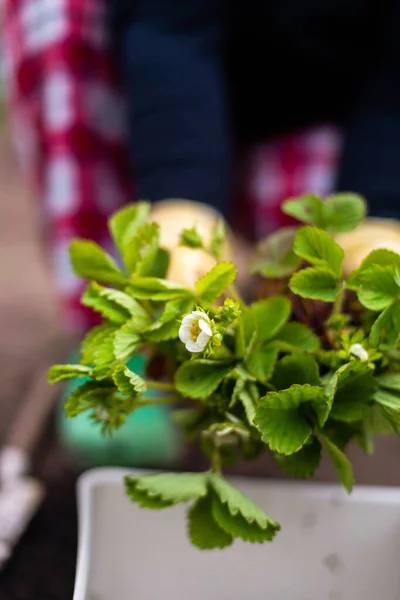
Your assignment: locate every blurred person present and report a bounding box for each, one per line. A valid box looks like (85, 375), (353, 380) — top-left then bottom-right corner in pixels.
(111, 0), (400, 225)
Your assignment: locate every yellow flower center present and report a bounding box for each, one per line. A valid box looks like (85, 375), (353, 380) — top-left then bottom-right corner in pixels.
(190, 320), (201, 342)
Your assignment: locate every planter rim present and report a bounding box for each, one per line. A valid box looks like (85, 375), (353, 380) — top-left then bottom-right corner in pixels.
(74, 468), (400, 600)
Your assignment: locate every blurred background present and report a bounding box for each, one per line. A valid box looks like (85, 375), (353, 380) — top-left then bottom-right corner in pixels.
(1, 0), (400, 598)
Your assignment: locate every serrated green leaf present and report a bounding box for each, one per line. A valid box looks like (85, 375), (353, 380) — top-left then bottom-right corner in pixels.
(273, 322), (320, 352)
(376, 373), (400, 392)
(251, 296), (292, 343)
(355, 266), (400, 311)
(326, 362), (376, 423)
(112, 364), (147, 396)
(347, 249), (400, 287)
(322, 193), (366, 233)
(373, 389), (400, 424)
(146, 247), (170, 279)
(145, 296), (194, 342)
(129, 277), (192, 301)
(195, 262), (237, 306)
(231, 379), (257, 423)
(175, 360), (233, 399)
(211, 493), (276, 543)
(363, 405), (397, 436)
(294, 226), (344, 278)
(210, 220), (226, 261)
(109, 202), (151, 256)
(179, 227), (204, 249)
(81, 282), (146, 324)
(246, 346), (279, 383)
(370, 302), (400, 347)
(124, 223), (160, 275)
(271, 354), (320, 390)
(320, 434), (354, 493)
(274, 436), (322, 478)
(282, 194), (324, 226)
(289, 266), (340, 302)
(81, 323), (119, 365)
(64, 380), (116, 417)
(254, 385), (324, 454)
(250, 227), (300, 278)
(69, 240), (127, 286)
(188, 495), (233, 550)
(113, 321), (142, 363)
(209, 474), (280, 534)
(125, 482), (173, 510)
(48, 364), (93, 383)
(126, 473), (208, 505)
(90, 324), (118, 368)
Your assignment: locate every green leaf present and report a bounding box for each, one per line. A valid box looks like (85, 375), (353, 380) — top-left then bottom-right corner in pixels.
(376, 373), (400, 393)
(274, 436), (322, 478)
(209, 474), (280, 536)
(48, 364), (92, 383)
(250, 227), (300, 278)
(355, 266), (400, 311)
(273, 322), (320, 352)
(113, 321), (142, 363)
(373, 389), (400, 425)
(326, 362), (376, 423)
(125, 483), (173, 510)
(289, 266), (340, 302)
(69, 240), (127, 286)
(112, 364), (147, 397)
(109, 202), (151, 256)
(246, 346), (279, 383)
(293, 226), (344, 278)
(320, 434), (354, 493)
(175, 360), (233, 399)
(348, 249), (400, 287)
(125, 473), (208, 505)
(231, 379), (257, 423)
(179, 227), (204, 249)
(87, 323), (118, 368)
(195, 262), (237, 306)
(211, 493), (275, 543)
(322, 193), (366, 233)
(271, 354), (320, 390)
(250, 296), (292, 343)
(282, 194), (324, 226)
(145, 297), (194, 342)
(188, 495), (233, 550)
(146, 247), (170, 279)
(370, 302), (400, 347)
(81, 323), (119, 365)
(81, 282), (149, 324)
(210, 220), (226, 261)
(123, 223), (160, 275)
(254, 384), (324, 455)
(64, 380), (116, 418)
(363, 405), (397, 436)
(129, 277), (193, 301)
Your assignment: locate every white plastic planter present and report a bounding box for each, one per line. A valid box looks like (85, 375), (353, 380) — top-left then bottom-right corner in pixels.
(74, 469), (400, 600)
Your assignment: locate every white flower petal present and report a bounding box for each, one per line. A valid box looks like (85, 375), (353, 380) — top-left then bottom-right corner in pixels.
(185, 340), (203, 353)
(196, 331), (211, 349)
(179, 325), (192, 343)
(199, 319), (212, 336)
(181, 314), (196, 328)
(192, 310), (209, 321)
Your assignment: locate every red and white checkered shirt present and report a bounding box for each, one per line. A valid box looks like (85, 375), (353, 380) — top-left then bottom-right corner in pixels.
(3, 0), (341, 333)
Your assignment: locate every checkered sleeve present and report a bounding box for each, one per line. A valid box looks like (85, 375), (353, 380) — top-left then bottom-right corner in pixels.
(3, 0), (135, 332)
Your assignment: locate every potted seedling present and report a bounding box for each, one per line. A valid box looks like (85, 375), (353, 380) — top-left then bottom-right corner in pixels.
(49, 194), (400, 600)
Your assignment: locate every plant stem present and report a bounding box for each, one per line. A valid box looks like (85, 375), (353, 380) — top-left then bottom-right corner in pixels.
(136, 394), (180, 406)
(146, 380), (175, 392)
(211, 447), (221, 473)
(332, 283), (345, 316)
(228, 285), (244, 305)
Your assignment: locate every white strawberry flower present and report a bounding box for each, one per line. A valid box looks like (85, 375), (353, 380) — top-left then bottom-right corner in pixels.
(179, 310), (213, 353)
(349, 343), (369, 362)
